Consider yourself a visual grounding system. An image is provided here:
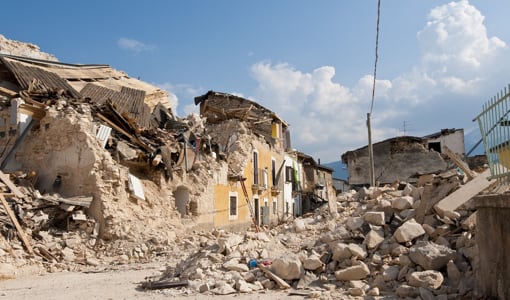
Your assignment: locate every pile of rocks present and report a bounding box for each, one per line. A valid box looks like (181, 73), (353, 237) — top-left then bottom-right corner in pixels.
(148, 169), (479, 299)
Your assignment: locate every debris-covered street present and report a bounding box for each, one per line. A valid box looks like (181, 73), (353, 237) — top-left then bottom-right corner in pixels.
(0, 16), (509, 299)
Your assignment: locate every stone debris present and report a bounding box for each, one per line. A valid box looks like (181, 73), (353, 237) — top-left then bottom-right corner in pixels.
(0, 35), (493, 299)
(128, 168), (486, 298)
(0, 148), (489, 299)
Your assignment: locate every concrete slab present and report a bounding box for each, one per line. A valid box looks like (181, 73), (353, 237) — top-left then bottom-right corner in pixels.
(434, 168), (492, 217)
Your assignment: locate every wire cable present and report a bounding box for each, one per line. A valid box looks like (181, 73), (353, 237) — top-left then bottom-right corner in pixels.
(369, 0), (381, 114)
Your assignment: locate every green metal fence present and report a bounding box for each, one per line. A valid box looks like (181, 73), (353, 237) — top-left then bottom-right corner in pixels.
(473, 84), (510, 179)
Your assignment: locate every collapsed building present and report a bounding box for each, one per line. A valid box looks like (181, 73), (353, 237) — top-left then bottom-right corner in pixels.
(341, 129), (466, 187)
(0, 35), (506, 299)
(0, 49), (337, 263)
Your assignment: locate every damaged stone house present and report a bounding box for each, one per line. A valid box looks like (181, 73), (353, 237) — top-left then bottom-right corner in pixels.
(342, 136), (449, 186)
(0, 54), (227, 241)
(194, 91), (337, 229)
(194, 91), (290, 229)
(292, 151), (336, 216)
(0, 52), (334, 246)
(341, 129), (468, 187)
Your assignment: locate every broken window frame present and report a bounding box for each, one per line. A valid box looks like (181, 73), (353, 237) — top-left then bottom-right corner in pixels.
(228, 191), (238, 220)
(285, 166), (293, 183)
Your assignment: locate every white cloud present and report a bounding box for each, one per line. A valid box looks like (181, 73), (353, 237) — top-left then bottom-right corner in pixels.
(156, 82), (202, 116)
(251, 62), (383, 161)
(117, 38), (155, 53)
(249, 1), (509, 162)
(415, 0), (506, 93)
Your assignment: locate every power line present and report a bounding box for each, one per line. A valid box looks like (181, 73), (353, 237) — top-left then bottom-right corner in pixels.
(369, 0), (381, 114)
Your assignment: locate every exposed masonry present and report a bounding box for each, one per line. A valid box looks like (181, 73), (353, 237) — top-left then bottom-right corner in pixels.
(0, 34), (500, 299)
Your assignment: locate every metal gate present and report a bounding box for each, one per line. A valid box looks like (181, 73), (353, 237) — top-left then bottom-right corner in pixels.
(473, 84), (510, 179)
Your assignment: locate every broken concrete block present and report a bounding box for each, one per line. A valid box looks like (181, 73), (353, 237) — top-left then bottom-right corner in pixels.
(296, 271), (318, 289)
(260, 278), (274, 289)
(223, 259), (249, 272)
(294, 219), (307, 233)
(345, 217), (364, 231)
(271, 254), (304, 280)
(331, 243), (351, 262)
(393, 196), (414, 210)
(365, 229), (384, 249)
(409, 241), (456, 270)
(394, 218), (425, 243)
(382, 265), (400, 282)
(348, 243), (367, 259)
(218, 234), (243, 255)
(390, 244), (409, 256)
(334, 262), (370, 281)
(407, 270), (444, 289)
(235, 279), (252, 292)
(367, 287), (380, 296)
(396, 284), (419, 298)
(348, 287), (365, 296)
(320, 225), (350, 243)
(303, 254), (323, 271)
(61, 247), (76, 262)
(363, 211), (385, 225)
(211, 282), (236, 295)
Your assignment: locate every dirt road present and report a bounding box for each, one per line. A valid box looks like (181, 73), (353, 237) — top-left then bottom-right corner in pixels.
(0, 263), (305, 300)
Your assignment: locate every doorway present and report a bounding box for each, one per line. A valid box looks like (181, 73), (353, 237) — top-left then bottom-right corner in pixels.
(174, 186), (190, 217)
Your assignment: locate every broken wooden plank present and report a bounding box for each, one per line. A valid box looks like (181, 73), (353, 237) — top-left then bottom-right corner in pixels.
(140, 279), (189, 290)
(434, 168), (493, 217)
(41, 195), (93, 208)
(96, 113), (152, 152)
(258, 264), (291, 289)
(443, 145), (476, 180)
(0, 86), (17, 97)
(0, 171), (24, 198)
(0, 194), (33, 255)
(58, 196), (93, 208)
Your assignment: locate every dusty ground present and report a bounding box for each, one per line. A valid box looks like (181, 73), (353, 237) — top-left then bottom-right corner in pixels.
(0, 263), (307, 300)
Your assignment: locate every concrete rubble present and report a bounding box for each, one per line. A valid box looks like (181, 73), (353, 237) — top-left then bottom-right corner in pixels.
(0, 34), (497, 299)
(130, 169), (485, 299)
(0, 165), (486, 299)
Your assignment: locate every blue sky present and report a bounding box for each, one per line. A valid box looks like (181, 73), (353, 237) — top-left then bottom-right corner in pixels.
(1, 0), (510, 162)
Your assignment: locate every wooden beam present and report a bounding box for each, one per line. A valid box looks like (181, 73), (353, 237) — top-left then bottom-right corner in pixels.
(442, 145), (476, 180)
(0, 171), (24, 198)
(96, 113), (152, 152)
(258, 264), (291, 289)
(0, 86), (17, 97)
(0, 194), (33, 255)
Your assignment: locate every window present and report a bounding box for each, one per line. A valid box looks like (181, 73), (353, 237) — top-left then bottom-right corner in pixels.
(271, 159), (276, 186)
(273, 198), (277, 214)
(229, 192), (238, 220)
(253, 151), (259, 185)
(285, 166), (294, 183)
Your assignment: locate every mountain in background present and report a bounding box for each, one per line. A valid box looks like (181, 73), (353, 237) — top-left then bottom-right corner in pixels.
(323, 160), (349, 181)
(464, 128), (485, 156)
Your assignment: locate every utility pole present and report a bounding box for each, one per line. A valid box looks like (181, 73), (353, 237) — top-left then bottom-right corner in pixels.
(367, 113), (375, 187)
(367, 0), (381, 188)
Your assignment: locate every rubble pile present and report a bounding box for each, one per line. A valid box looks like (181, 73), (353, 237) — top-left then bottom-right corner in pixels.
(143, 169), (481, 299)
(0, 34), (58, 61)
